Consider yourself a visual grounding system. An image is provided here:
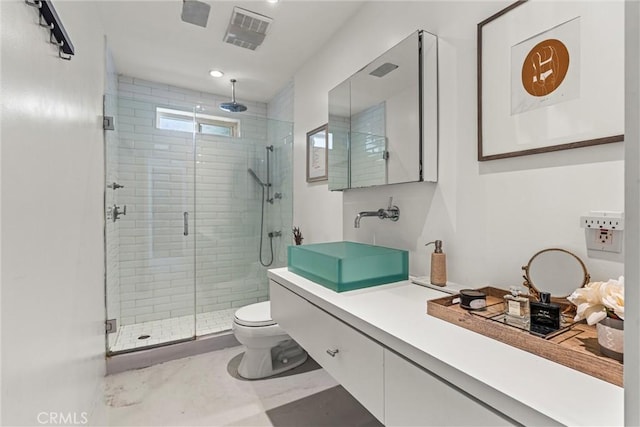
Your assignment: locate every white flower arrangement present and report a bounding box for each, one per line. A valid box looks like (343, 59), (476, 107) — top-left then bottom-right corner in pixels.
(567, 276), (624, 325)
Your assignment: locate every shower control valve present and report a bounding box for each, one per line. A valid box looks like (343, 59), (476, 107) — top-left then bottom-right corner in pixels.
(267, 192), (282, 204)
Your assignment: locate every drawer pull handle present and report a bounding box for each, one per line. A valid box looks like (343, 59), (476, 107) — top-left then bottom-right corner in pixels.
(326, 348), (339, 357)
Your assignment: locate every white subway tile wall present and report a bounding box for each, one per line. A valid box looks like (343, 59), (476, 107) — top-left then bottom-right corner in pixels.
(351, 103), (386, 187)
(328, 115), (350, 189)
(107, 76), (293, 351)
(267, 80), (294, 122)
(265, 121), (294, 267)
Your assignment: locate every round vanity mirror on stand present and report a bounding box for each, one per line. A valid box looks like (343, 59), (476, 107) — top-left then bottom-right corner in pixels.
(522, 248), (590, 305)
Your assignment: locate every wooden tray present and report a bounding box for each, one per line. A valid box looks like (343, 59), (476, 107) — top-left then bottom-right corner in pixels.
(427, 287), (623, 387)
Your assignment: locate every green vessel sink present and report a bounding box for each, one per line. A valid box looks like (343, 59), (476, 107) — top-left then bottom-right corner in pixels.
(287, 241), (408, 292)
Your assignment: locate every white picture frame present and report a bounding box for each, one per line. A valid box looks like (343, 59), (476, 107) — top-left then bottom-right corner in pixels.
(478, 0), (624, 161)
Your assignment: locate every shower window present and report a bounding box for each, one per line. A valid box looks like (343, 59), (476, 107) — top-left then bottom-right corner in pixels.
(199, 123), (233, 137)
(156, 107), (240, 137)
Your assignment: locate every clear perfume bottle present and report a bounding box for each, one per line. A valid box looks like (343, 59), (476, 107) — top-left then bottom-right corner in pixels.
(504, 286), (530, 325)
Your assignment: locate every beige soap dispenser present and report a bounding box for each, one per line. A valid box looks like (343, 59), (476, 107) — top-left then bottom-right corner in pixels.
(425, 240), (447, 286)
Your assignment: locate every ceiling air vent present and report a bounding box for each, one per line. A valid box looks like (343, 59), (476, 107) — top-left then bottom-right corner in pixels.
(181, 0), (211, 28)
(223, 7), (273, 51)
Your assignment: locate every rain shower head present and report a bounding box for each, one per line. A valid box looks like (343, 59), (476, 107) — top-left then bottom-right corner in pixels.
(220, 102), (247, 113)
(248, 168), (266, 187)
(220, 79), (248, 113)
(181, 0), (210, 28)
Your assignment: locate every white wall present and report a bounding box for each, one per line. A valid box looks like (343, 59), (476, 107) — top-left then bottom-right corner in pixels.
(1, 1), (106, 424)
(293, 51), (344, 243)
(625, 0), (640, 424)
(294, 1), (624, 289)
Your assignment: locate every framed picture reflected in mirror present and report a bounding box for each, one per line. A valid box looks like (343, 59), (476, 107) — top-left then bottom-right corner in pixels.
(306, 124), (328, 182)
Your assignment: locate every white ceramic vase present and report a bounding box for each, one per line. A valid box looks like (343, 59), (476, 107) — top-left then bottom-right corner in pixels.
(597, 316), (624, 362)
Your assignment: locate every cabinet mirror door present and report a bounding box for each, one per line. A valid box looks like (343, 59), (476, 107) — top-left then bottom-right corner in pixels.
(328, 30), (438, 191)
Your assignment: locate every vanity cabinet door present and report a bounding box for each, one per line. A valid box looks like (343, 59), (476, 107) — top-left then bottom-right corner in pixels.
(384, 350), (513, 426)
(270, 281), (384, 422)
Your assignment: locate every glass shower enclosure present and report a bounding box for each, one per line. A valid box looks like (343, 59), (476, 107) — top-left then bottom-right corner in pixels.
(104, 94), (293, 353)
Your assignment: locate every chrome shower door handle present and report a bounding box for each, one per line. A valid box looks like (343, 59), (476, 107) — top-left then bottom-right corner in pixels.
(183, 212), (189, 236)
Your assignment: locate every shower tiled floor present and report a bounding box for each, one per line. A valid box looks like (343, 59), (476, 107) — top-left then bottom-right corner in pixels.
(110, 308), (237, 352)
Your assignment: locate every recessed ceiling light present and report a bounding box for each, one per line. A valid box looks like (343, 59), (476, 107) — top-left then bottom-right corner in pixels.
(266, 0), (279, 3)
(209, 70), (224, 78)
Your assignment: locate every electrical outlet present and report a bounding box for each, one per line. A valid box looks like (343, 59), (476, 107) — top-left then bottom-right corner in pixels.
(580, 211), (624, 230)
(581, 217), (624, 230)
(585, 228), (623, 252)
(580, 211), (624, 253)
(597, 229), (613, 245)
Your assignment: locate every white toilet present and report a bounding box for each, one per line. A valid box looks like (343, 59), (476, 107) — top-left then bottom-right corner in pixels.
(232, 301), (307, 379)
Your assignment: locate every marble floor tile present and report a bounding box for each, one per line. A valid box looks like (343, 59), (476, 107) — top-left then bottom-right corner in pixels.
(103, 345), (379, 426)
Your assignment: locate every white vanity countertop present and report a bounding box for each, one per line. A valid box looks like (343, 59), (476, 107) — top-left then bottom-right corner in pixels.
(268, 268), (623, 427)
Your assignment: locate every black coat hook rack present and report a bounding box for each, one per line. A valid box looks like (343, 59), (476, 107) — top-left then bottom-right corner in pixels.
(25, 0), (75, 60)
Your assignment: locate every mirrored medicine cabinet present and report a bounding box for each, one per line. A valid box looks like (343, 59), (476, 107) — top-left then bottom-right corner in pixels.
(328, 30), (438, 191)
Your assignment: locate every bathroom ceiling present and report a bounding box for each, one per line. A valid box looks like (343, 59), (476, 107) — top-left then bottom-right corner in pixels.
(97, 1), (365, 103)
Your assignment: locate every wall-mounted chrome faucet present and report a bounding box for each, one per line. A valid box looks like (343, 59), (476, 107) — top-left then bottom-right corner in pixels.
(354, 197), (400, 228)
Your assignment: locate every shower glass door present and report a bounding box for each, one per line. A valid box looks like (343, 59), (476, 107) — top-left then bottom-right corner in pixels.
(105, 94), (196, 353)
(193, 106), (293, 335)
(104, 92), (293, 352)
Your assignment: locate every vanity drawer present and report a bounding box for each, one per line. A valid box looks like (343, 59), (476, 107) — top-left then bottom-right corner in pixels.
(384, 350), (513, 426)
(270, 280), (384, 422)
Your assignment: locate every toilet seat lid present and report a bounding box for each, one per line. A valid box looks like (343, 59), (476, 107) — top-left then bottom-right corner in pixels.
(234, 301), (276, 327)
